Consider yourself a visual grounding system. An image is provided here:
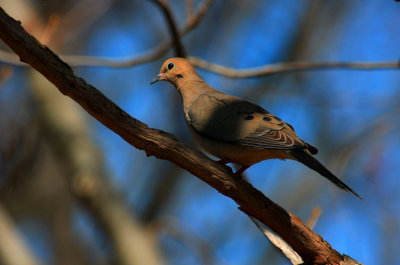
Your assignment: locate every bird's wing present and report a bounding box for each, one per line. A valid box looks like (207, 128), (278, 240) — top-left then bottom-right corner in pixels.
(187, 93), (307, 150)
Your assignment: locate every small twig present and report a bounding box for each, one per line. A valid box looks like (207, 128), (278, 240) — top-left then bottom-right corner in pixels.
(0, 65), (13, 88)
(306, 207), (322, 229)
(38, 14), (60, 45)
(152, 0), (186, 57)
(186, 0), (194, 22)
(188, 56), (400, 78)
(181, 0), (214, 36)
(3, 52), (399, 78)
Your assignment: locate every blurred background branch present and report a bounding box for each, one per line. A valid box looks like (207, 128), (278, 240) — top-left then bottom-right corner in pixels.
(1, 50), (398, 77)
(0, 0), (399, 78)
(189, 57), (400, 78)
(0, 204), (42, 265)
(151, 0), (186, 57)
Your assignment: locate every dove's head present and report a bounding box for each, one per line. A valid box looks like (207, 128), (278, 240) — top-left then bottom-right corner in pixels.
(150, 57), (198, 86)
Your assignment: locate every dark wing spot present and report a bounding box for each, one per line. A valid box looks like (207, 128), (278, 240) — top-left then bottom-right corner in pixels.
(274, 117), (282, 121)
(244, 115), (254, 120)
(263, 116), (272, 122)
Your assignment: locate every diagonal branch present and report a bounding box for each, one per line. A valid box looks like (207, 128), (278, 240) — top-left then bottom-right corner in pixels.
(152, 0), (186, 57)
(0, 8), (362, 265)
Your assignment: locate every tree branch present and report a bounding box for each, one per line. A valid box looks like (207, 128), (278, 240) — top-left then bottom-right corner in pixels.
(185, 0), (195, 22)
(152, 0), (186, 57)
(2, 47), (399, 77)
(0, 8), (362, 265)
(1, 0), (396, 79)
(188, 56), (400, 78)
(0, 0), (213, 67)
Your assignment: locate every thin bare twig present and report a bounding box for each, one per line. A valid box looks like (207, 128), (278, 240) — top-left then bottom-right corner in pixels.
(152, 0), (186, 57)
(2, 51), (399, 77)
(38, 14), (60, 45)
(306, 207), (322, 229)
(186, 0), (194, 21)
(188, 56), (400, 78)
(0, 66), (13, 88)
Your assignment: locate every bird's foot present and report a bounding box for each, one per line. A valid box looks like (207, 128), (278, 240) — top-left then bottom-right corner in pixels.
(216, 159), (234, 173)
(217, 159), (232, 165)
(233, 165), (250, 179)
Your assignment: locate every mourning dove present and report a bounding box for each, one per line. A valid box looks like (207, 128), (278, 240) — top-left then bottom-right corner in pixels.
(151, 58), (361, 199)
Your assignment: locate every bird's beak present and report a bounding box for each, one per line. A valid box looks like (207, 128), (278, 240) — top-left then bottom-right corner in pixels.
(150, 73), (163, 85)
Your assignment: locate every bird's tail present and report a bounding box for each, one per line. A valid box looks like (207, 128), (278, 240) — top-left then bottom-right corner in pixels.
(289, 150), (362, 199)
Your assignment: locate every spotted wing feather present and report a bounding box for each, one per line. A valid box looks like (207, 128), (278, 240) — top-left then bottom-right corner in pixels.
(187, 93), (308, 151)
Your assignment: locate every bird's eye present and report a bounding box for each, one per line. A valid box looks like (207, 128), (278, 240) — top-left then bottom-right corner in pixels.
(167, 62), (175, 71)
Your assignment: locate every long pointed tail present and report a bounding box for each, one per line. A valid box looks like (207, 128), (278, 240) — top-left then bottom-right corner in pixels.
(289, 150), (362, 199)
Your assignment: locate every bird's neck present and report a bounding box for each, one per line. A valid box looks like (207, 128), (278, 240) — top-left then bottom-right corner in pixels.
(175, 76), (219, 114)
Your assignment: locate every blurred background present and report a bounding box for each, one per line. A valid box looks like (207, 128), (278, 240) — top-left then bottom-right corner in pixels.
(0, 0), (400, 264)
